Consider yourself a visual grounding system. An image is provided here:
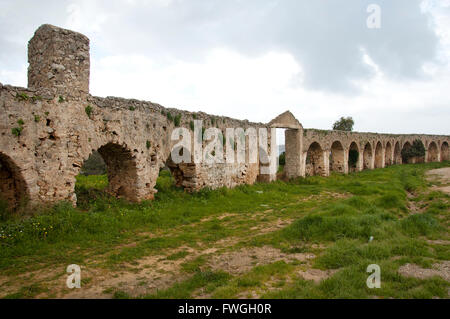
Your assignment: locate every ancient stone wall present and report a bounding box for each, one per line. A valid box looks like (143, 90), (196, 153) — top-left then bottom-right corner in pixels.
(0, 24), (449, 211)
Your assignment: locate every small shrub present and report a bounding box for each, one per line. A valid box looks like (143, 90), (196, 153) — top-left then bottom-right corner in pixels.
(174, 114), (181, 127)
(189, 121), (194, 131)
(16, 92), (29, 101)
(401, 140), (425, 163)
(85, 105), (93, 118)
(11, 127), (23, 137)
(58, 96), (65, 103)
(279, 152), (286, 166)
(17, 119), (24, 126)
(146, 141), (151, 149)
(34, 115), (40, 123)
(129, 106), (135, 111)
(31, 95), (42, 103)
(167, 112), (173, 122)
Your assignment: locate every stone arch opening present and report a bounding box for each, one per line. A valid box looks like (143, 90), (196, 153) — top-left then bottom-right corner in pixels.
(165, 155), (194, 190)
(441, 142), (449, 162)
(363, 143), (373, 170)
(401, 141), (426, 164)
(385, 142), (392, 166)
(0, 153), (28, 213)
(305, 142), (325, 176)
(330, 141), (345, 173)
(427, 142), (439, 162)
(394, 142), (401, 164)
(374, 142), (383, 168)
(98, 143), (138, 199)
(75, 143), (139, 204)
(348, 142), (359, 173)
(161, 143), (197, 193)
(401, 142), (412, 163)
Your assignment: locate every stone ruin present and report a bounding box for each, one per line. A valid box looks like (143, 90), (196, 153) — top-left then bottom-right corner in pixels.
(0, 24), (449, 211)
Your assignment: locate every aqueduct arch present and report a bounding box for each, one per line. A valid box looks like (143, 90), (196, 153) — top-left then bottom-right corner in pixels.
(330, 141), (345, 173)
(442, 142), (450, 162)
(96, 143), (139, 200)
(305, 142), (326, 177)
(394, 142), (402, 164)
(401, 142), (413, 163)
(348, 142), (360, 173)
(374, 142), (383, 168)
(385, 142), (392, 166)
(363, 143), (373, 170)
(0, 24), (448, 212)
(0, 153), (28, 210)
(427, 142), (439, 163)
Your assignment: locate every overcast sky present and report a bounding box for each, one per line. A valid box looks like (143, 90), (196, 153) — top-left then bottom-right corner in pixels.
(1, 0), (449, 138)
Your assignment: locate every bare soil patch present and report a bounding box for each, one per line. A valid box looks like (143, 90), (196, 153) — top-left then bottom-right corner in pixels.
(208, 246), (315, 275)
(297, 268), (337, 283)
(398, 261), (450, 282)
(426, 167), (450, 195)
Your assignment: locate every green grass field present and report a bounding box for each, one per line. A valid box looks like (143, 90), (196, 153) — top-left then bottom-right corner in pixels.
(0, 162), (449, 299)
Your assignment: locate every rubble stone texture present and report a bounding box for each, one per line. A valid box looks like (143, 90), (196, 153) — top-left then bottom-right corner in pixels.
(0, 24), (449, 211)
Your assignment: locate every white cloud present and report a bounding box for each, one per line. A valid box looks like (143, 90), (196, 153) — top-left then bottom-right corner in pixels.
(0, 0), (449, 136)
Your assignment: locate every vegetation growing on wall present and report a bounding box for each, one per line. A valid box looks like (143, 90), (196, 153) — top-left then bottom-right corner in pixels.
(85, 105), (93, 118)
(401, 140), (425, 163)
(279, 152), (286, 166)
(174, 114), (181, 127)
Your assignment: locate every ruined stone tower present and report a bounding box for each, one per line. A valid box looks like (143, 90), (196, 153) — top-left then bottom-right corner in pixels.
(27, 24), (90, 99)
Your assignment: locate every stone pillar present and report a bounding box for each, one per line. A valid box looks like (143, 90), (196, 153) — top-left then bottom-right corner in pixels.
(370, 150), (375, 169)
(323, 150), (330, 177)
(343, 148), (349, 174)
(381, 148), (386, 168)
(357, 150), (364, 172)
(300, 152), (307, 177)
(388, 146), (394, 165)
(285, 129), (302, 178)
(28, 24), (90, 100)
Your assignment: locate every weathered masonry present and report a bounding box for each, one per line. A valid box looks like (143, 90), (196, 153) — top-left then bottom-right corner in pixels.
(1, 24), (449, 210)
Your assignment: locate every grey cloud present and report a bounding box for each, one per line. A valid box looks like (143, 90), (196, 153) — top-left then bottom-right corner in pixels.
(0, 0), (443, 93)
(96, 0), (440, 92)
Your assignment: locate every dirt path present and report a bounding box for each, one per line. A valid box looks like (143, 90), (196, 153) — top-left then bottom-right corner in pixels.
(426, 167), (450, 195)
